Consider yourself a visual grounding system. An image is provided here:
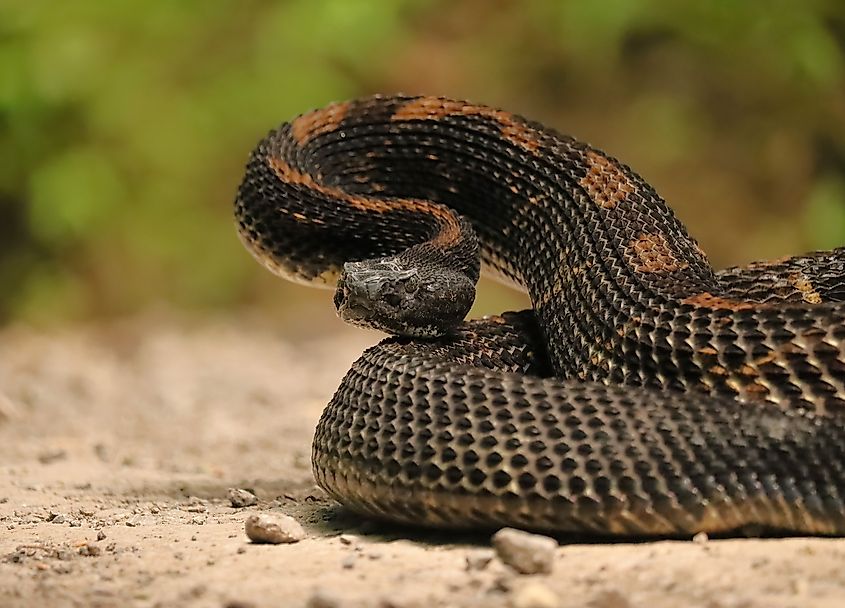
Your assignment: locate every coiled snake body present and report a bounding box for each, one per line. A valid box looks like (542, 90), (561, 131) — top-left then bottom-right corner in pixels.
(235, 95), (845, 536)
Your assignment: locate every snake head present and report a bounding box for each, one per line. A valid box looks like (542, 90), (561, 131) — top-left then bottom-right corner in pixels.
(334, 257), (475, 337)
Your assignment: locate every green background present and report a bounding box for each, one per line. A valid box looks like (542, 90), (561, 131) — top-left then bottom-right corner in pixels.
(2, 1), (844, 327)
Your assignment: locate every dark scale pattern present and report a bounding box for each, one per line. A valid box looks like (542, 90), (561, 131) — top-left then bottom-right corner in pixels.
(716, 249), (845, 305)
(235, 95), (845, 535)
(314, 337), (845, 535)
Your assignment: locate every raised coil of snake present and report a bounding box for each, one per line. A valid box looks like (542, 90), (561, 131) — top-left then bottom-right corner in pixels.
(235, 94), (845, 537)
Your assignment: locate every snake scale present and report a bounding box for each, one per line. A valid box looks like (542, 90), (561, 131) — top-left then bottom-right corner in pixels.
(235, 95), (845, 536)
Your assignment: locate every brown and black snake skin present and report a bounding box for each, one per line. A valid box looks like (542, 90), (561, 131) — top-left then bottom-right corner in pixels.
(235, 95), (845, 536)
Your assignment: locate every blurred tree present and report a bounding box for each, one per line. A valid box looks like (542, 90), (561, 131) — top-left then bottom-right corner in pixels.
(1, 0), (843, 326)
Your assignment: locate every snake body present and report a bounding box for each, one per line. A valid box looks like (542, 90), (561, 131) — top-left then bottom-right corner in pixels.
(235, 95), (845, 535)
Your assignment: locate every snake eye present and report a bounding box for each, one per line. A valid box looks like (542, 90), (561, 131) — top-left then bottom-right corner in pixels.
(403, 276), (419, 293)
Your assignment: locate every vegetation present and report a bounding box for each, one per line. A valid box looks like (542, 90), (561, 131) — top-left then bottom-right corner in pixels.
(2, 1), (844, 324)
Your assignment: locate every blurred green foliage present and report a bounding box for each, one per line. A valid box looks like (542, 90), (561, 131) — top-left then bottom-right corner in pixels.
(1, 1), (844, 325)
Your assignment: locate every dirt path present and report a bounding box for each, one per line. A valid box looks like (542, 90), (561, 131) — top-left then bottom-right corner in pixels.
(2, 316), (845, 608)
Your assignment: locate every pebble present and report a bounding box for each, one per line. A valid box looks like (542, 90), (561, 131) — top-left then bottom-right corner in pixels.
(492, 528), (557, 575)
(512, 582), (558, 608)
(692, 532), (709, 545)
(228, 488), (258, 508)
(466, 550), (494, 571)
(37, 448), (67, 464)
(244, 513), (305, 544)
(79, 543), (101, 557)
(588, 590), (632, 608)
(97, 530), (107, 541)
(338, 534), (356, 546)
(341, 555), (356, 569)
(307, 588), (343, 608)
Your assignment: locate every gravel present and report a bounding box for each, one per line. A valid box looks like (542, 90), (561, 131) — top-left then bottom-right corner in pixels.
(228, 488), (258, 508)
(244, 513), (306, 544)
(491, 528), (557, 575)
(3, 319), (843, 607)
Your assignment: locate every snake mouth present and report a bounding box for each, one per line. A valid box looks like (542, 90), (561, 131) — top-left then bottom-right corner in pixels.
(335, 296), (374, 326)
(333, 274), (382, 329)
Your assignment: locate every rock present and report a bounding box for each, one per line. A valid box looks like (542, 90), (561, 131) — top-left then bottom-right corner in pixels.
(466, 550), (494, 571)
(244, 513), (305, 544)
(96, 530), (107, 541)
(307, 588), (343, 608)
(512, 582), (558, 608)
(338, 534), (356, 546)
(228, 488), (258, 508)
(492, 528), (557, 575)
(692, 532), (709, 545)
(78, 543), (101, 557)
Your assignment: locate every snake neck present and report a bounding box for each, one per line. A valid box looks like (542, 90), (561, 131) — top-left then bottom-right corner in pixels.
(238, 95), (730, 375)
(279, 97), (720, 364)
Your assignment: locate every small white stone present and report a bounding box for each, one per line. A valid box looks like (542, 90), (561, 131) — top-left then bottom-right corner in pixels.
(511, 582), (558, 608)
(492, 528), (557, 575)
(244, 513), (305, 544)
(692, 532), (709, 544)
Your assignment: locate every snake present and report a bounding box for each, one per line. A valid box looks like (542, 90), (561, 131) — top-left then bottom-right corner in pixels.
(234, 95), (845, 536)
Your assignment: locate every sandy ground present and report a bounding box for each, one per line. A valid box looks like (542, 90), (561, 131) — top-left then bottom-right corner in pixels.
(2, 314), (845, 608)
